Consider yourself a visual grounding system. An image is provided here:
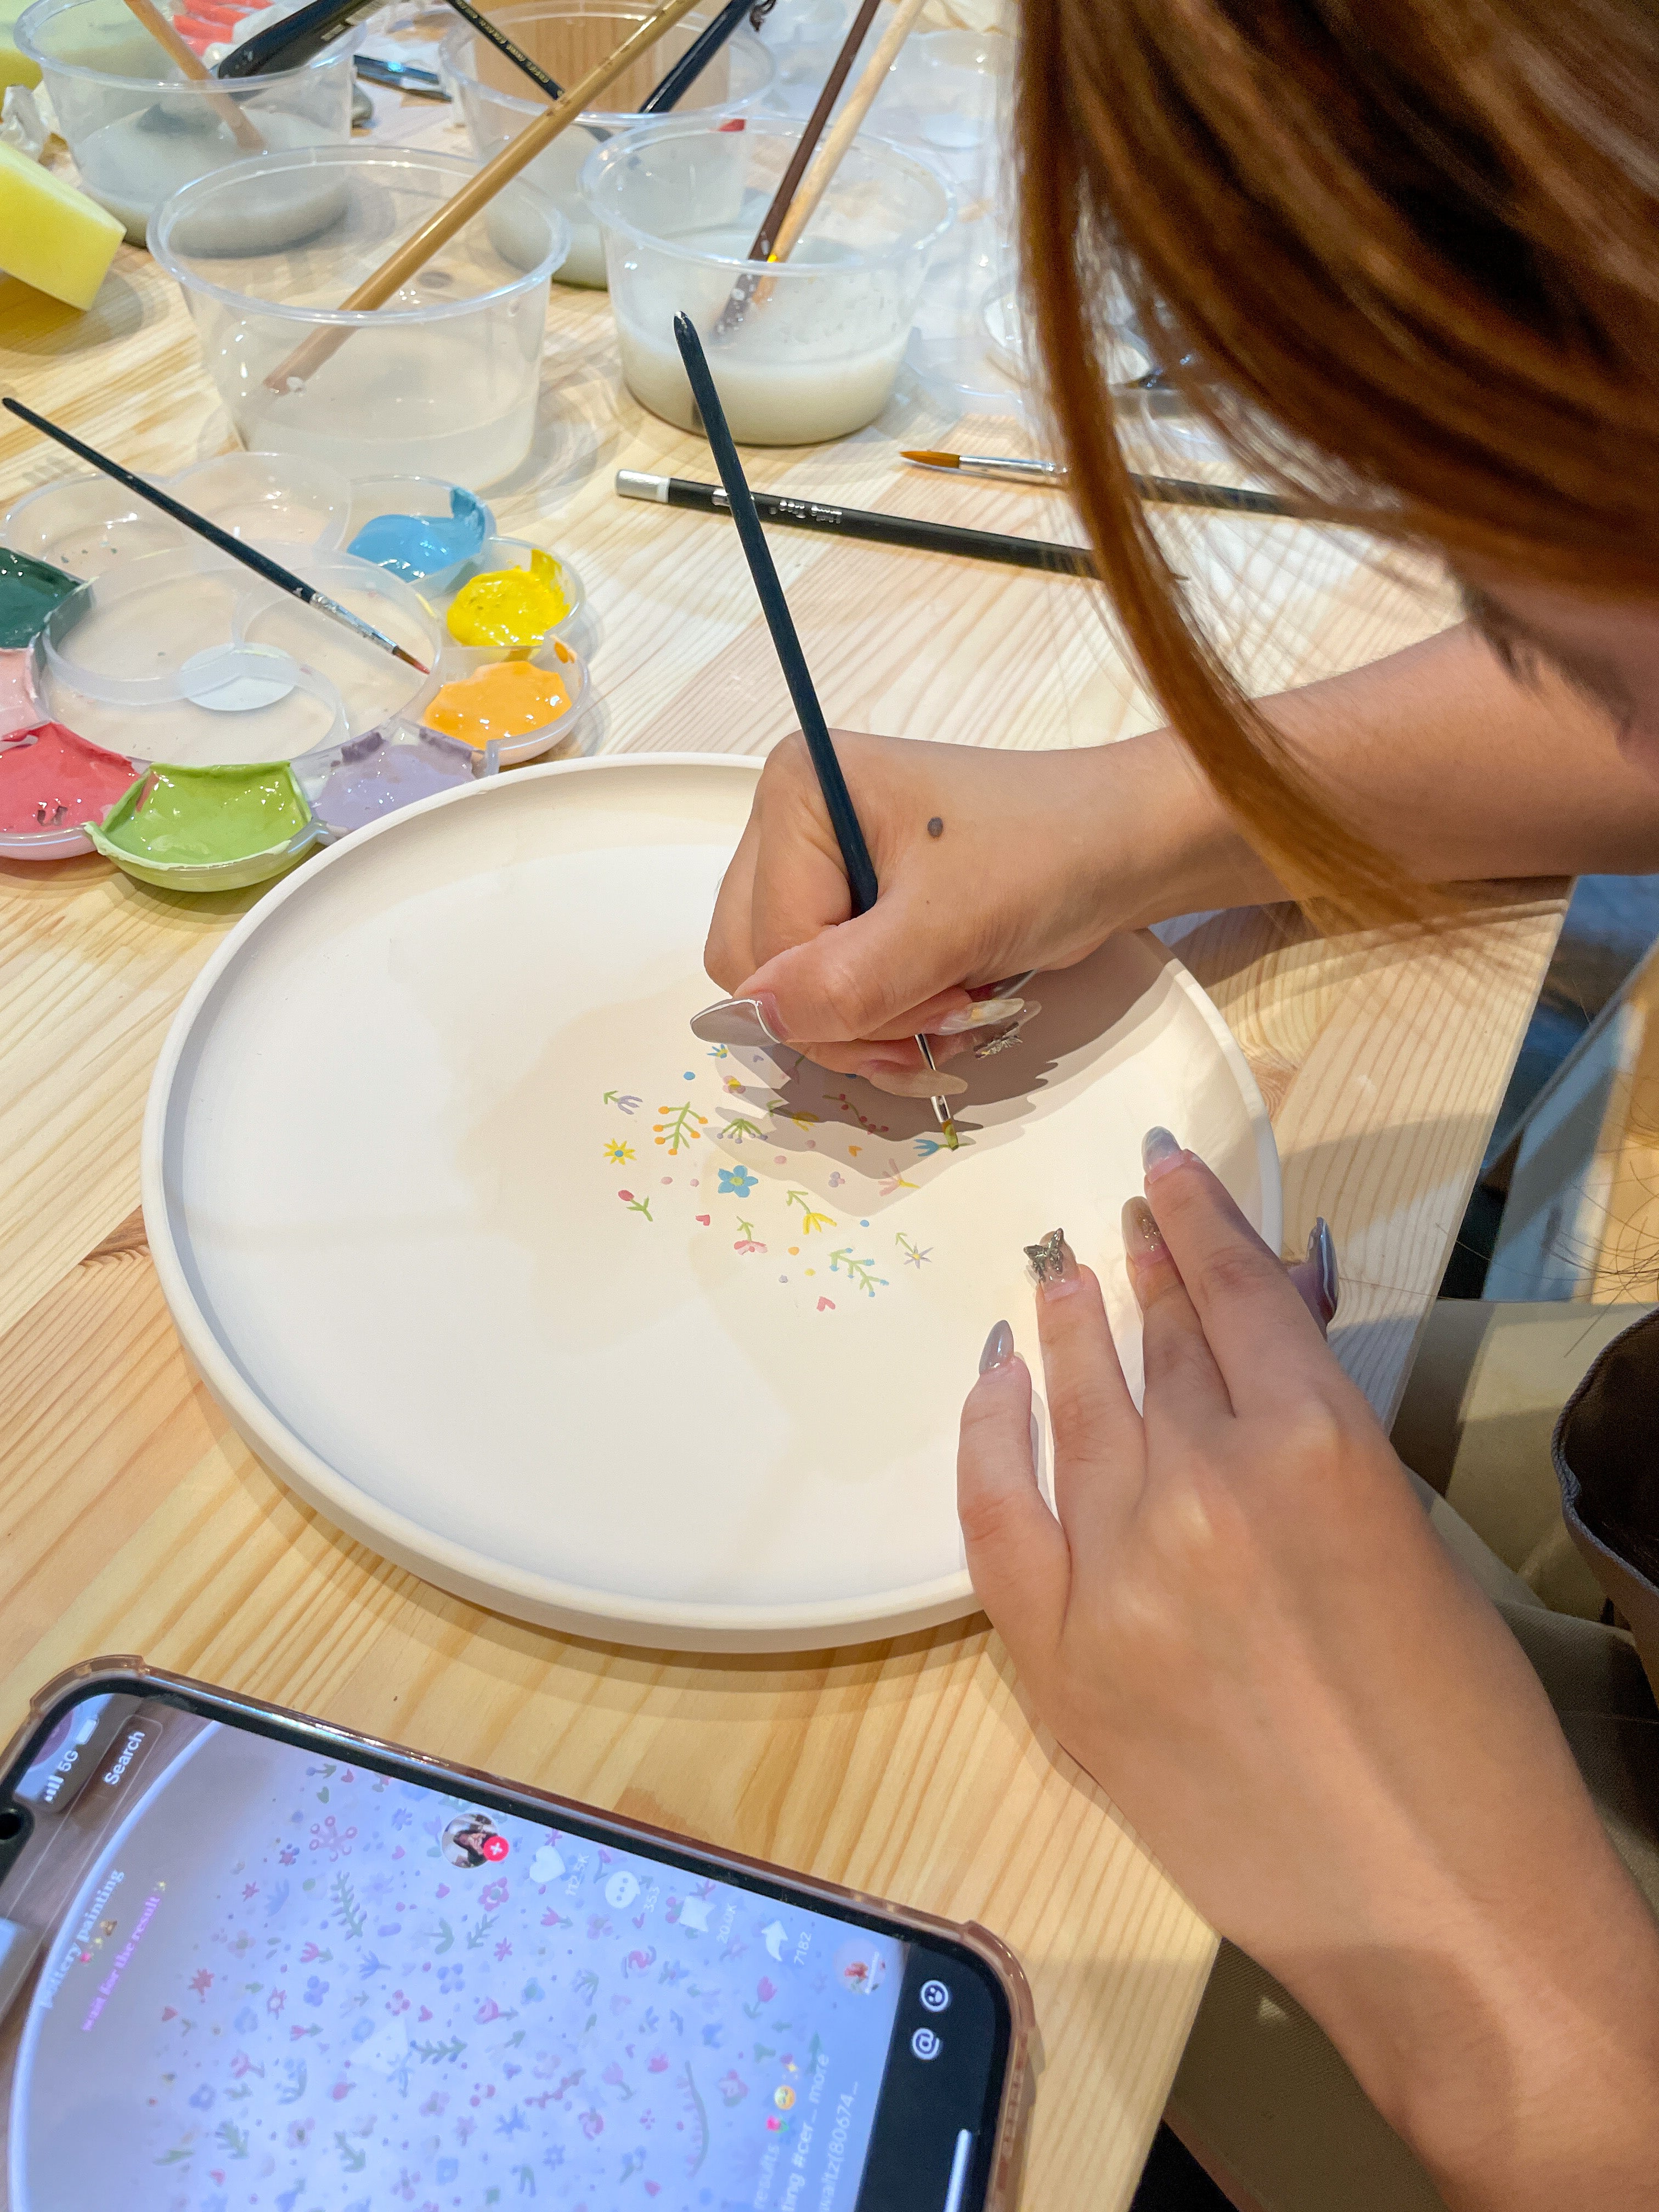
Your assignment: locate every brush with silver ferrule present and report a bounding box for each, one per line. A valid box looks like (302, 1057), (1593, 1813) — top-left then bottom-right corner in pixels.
(0, 396), (430, 674)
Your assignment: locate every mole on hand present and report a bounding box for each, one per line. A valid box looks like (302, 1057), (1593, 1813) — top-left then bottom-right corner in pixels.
(927, 816), (945, 838)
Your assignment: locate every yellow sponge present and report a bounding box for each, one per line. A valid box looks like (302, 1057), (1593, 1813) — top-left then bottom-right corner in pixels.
(0, 143), (123, 309)
(0, 0), (42, 89)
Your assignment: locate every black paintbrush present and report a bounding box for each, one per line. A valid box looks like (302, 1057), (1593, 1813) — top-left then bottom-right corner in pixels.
(2, 397), (428, 675)
(670, 313), (960, 1147)
(221, 0), (562, 98)
(639, 0), (749, 111)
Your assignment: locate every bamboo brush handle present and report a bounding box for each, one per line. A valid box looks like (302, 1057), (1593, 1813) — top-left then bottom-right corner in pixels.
(766, 0), (929, 264)
(265, 0), (707, 394)
(121, 0), (264, 149)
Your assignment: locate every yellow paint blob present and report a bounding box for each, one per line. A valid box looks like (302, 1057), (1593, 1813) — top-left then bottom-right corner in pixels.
(446, 546), (571, 648)
(424, 658), (571, 748)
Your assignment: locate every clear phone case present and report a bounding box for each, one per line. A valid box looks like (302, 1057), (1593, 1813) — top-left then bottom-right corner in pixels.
(1, 1655), (1037, 2212)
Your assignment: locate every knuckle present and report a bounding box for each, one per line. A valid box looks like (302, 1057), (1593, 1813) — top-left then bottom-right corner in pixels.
(1195, 1241), (1280, 1305)
(957, 1483), (1034, 1555)
(812, 947), (883, 1039)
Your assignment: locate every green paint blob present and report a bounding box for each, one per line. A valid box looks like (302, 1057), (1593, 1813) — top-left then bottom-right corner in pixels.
(0, 547), (78, 650)
(91, 760), (311, 870)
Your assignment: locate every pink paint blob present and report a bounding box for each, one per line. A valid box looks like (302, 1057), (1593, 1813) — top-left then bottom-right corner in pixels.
(0, 721), (136, 836)
(0, 649), (41, 738)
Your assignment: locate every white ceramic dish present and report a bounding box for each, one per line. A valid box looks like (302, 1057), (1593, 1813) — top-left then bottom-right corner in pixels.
(143, 755), (1279, 1650)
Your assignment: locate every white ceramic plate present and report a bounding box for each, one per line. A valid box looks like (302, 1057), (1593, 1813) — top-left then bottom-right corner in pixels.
(144, 755), (1280, 1650)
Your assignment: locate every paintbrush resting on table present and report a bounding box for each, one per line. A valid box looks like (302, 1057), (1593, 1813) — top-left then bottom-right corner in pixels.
(902, 448), (1295, 516)
(672, 315), (961, 1147)
(262, 0), (706, 393)
(712, 0), (882, 333)
(618, 470), (1098, 576)
(355, 54), (449, 96)
(1, 396), (428, 674)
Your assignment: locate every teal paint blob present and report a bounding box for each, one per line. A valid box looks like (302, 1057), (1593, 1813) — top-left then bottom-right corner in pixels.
(346, 489), (489, 583)
(0, 548), (80, 650)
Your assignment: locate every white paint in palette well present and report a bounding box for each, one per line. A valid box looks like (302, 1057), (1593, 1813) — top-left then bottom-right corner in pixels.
(144, 757), (1279, 1649)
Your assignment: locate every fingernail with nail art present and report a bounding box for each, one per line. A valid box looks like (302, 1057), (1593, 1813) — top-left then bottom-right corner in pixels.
(1142, 1125), (1183, 1178)
(972, 1003), (1042, 1058)
(979, 1318), (1015, 1372)
(1308, 1217), (1339, 1321)
(934, 996), (1025, 1036)
(1121, 1195), (1164, 1258)
(1024, 1227), (1078, 1291)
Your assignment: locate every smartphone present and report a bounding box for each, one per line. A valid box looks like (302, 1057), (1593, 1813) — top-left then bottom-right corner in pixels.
(0, 1660), (1032, 2212)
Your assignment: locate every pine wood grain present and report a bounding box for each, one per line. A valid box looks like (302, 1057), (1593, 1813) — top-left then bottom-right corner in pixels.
(0, 94), (1570, 2206)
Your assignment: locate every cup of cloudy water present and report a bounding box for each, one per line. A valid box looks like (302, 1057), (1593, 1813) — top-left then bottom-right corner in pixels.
(439, 1), (775, 289)
(584, 120), (953, 444)
(150, 145), (569, 489)
(15, 0), (362, 243)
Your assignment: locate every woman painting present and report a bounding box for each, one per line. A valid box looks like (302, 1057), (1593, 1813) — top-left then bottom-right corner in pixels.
(703, 3), (1659, 2202)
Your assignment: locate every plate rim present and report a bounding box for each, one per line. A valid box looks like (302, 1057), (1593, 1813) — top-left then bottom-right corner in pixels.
(142, 752), (1282, 1651)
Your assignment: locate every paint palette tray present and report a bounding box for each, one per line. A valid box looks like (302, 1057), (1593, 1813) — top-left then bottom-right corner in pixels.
(35, 543), (438, 771)
(3, 452), (353, 579)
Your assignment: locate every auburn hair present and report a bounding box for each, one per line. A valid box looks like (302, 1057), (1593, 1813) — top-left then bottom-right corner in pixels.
(1017, 0), (1659, 918)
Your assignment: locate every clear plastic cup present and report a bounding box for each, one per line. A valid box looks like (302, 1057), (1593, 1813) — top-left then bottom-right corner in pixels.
(440, 2), (775, 288)
(584, 120), (953, 445)
(16, 0), (361, 243)
(150, 145), (569, 489)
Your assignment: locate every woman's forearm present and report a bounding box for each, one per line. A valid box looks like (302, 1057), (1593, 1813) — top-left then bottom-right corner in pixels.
(1115, 623), (1659, 926)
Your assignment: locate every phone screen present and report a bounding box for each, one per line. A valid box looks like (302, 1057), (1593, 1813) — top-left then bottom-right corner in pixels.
(0, 1684), (1007, 2212)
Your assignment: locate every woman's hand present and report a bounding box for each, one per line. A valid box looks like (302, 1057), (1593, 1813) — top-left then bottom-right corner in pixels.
(959, 1134), (1659, 2210)
(703, 727), (1273, 1093)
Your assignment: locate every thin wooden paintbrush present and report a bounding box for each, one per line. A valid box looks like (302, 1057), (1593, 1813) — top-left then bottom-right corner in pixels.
(712, 0), (882, 335)
(1, 396), (429, 674)
(120, 0), (264, 146)
(672, 313), (961, 1147)
(262, 0), (707, 394)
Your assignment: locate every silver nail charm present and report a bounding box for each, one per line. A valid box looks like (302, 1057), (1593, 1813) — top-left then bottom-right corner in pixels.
(1024, 1228), (1066, 1285)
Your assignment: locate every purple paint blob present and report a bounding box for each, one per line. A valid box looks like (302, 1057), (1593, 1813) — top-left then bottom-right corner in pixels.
(315, 729), (479, 836)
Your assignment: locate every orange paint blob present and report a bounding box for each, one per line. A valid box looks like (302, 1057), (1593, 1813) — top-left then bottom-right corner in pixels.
(424, 659), (570, 749)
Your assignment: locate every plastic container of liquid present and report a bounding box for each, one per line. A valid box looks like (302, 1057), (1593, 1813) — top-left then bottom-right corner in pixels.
(584, 119), (952, 444)
(440, 0), (774, 288)
(151, 144), (569, 489)
(16, 0), (362, 242)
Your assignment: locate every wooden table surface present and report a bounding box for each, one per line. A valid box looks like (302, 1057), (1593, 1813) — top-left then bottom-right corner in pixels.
(0, 82), (1566, 2207)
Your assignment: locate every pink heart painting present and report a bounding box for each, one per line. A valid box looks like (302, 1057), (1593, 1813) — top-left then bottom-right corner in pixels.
(817, 1297), (835, 1312)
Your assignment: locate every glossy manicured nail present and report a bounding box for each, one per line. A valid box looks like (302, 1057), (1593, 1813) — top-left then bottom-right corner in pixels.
(1142, 1125), (1183, 1180)
(690, 994), (789, 1047)
(972, 1003), (1041, 1058)
(1121, 1195), (1164, 1256)
(1024, 1227), (1079, 1294)
(1309, 1217), (1339, 1321)
(864, 1063), (969, 1098)
(979, 1318), (1014, 1372)
(934, 995), (1025, 1035)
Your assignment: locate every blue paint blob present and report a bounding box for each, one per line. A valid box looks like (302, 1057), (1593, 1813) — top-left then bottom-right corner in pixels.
(346, 488), (490, 583)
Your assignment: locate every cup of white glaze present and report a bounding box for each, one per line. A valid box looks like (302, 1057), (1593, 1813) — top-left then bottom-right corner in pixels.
(584, 120), (953, 445)
(440, 0), (775, 289)
(151, 146), (568, 490)
(16, 0), (362, 244)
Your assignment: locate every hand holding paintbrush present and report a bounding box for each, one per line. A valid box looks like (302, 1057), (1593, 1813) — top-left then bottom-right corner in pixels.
(674, 314), (965, 1146)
